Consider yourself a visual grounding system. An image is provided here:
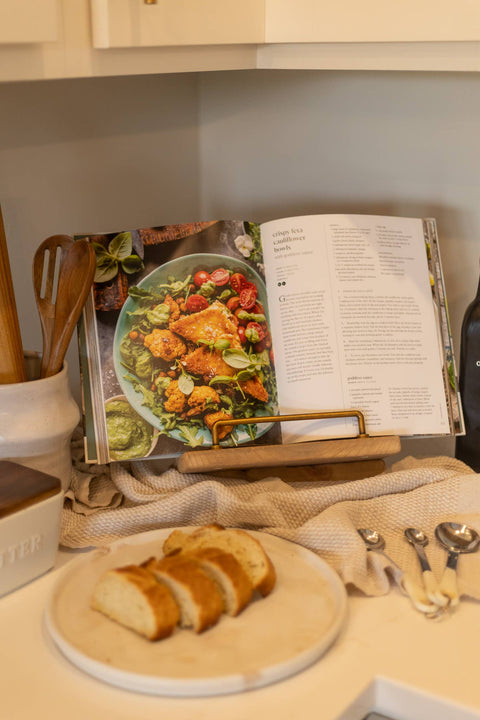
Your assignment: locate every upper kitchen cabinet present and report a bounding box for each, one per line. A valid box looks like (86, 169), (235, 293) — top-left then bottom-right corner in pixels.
(0, 0), (57, 44)
(90, 0), (264, 48)
(265, 0), (480, 43)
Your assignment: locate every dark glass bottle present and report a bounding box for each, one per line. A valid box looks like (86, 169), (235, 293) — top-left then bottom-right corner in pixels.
(456, 271), (480, 470)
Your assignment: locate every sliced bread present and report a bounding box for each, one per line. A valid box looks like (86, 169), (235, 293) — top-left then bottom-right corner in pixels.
(163, 525), (276, 597)
(186, 547), (253, 616)
(91, 564), (180, 641)
(146, 555), (224, 633)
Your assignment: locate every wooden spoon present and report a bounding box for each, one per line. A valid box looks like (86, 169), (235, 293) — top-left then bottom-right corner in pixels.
(42, 239), (96, 378)
(0, 206), (27, 383)
(33, 234), (74, 377)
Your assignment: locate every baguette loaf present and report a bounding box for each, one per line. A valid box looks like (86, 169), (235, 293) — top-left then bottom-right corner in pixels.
(91, 564), (180, 641)
(186, 547), (253, 616)
(163, 525), (276, 597)
(145, 555), (224, 633)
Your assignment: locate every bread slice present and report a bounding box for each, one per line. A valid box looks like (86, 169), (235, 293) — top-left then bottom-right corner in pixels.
(163, 526), (276, 597)
(146, 555), (224, 633)
(91, 564), (180, 641)
(186, 547), (253, 616)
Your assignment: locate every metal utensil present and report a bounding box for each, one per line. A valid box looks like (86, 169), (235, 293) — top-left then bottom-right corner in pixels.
(42, 239), (96, 378)
(404, 528), (448, 607)
(435, 522), (480, 608)
(33, 234), (74, 377)
(357, 528), (442, 617)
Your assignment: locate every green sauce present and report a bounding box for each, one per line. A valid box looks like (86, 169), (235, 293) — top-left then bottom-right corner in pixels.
(105, 398), (154, 461)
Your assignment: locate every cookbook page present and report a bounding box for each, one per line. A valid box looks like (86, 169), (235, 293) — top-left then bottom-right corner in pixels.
(78, 220), (279, 464)
(260, 214), (451, 442)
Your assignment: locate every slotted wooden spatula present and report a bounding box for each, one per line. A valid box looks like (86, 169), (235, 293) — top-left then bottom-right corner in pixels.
(33, 234), (75, 377)
(42, 239), (96, 378)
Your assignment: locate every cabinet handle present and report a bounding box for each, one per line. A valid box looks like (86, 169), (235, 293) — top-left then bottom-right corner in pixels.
(144, 0), (157, 4)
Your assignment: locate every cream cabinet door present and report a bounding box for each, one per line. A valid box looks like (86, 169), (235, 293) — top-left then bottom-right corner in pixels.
(0, 0), (57, 44)
(90, 0), (265, 48)
(265, 0), (480, 42)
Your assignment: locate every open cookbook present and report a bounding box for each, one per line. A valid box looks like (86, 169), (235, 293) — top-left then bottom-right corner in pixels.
(77, 215), (463, 464)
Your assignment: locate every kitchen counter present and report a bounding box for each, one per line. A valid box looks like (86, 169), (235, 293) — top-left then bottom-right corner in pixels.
(2, 547), (480, 720)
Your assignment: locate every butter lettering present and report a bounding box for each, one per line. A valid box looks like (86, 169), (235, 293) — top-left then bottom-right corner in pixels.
(0, 533), (44, 566)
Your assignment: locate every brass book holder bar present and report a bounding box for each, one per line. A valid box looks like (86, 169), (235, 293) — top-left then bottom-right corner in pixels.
(211, 408), (368, 448)
(176, 408), (401, 478)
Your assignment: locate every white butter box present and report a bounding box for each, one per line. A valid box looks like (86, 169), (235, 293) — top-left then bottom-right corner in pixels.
(0, 460), (63, 597)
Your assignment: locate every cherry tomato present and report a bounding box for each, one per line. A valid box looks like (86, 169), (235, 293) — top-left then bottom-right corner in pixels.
(269, 349), (274, 365)
(234, 307), (249, 326)
(193, 270), (211, 287)
(237, 326), (247, 344)
(226, 296), (241, 312)
(239, 284), (257, 310)
(246, 321), (266, 344)
(230, 272), (248, 293)
(254, 339), (267, 352)
(186, 294), (209, 312)
(252, 301), (264, 314)
(210, 268), (230, 286)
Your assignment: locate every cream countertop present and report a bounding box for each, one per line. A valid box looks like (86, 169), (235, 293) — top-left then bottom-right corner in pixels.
(1, 547), (480, 720)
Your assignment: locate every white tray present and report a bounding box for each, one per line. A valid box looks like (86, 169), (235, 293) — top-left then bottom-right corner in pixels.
(45, 528), (347, 697)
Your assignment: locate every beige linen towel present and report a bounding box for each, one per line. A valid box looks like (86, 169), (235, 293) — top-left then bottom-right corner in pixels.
(61, 453), (480, 601)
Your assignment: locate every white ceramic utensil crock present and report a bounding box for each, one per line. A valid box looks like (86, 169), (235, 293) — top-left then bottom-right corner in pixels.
(0, 353), (79, 491)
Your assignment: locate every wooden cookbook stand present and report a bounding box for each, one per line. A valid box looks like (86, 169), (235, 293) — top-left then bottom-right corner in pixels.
(176, 409), (401, 482)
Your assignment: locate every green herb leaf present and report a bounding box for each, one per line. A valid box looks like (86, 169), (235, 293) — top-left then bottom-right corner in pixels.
(108, 231), (133, 260)
(222, 348), (252, 369)
(214, 339), (231, 351)
(121, 254), (144, 275)
(178, 373), (194, 395)
(94, 256), (119, 283)
(177, 424), (204, 448)
(209, 375), (234, 386)
(128, 286), (154, 301)
(91, 242), (111, 260)
(236, 368), (256, 381)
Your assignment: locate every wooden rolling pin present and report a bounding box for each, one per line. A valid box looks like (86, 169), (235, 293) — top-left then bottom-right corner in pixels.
(0, 206), (27, 384)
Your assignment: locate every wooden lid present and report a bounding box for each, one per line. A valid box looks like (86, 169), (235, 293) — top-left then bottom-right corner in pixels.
(0, 461), (62, 518)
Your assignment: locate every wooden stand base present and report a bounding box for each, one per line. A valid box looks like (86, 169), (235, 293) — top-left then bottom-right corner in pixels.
(176, 435), (401, 476)
(210, 459), (386, 483)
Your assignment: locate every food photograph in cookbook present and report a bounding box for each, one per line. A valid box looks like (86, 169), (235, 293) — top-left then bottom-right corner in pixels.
(78, 221), (280, 463)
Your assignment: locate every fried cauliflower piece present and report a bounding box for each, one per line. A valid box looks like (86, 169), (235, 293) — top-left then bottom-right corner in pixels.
(204, 410), (234, 440)
(186, 386), (220, 417)
(164, 294), (181, 324)
(164, 380), (187, 413)
(144, 328), (186, 361)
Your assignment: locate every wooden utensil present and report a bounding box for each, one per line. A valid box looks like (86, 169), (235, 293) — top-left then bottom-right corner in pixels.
(33, 234), (74, 377)
(44, 240), (96, 377)
(42, 239), (96, 378)
(0, 206), (27, 384)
